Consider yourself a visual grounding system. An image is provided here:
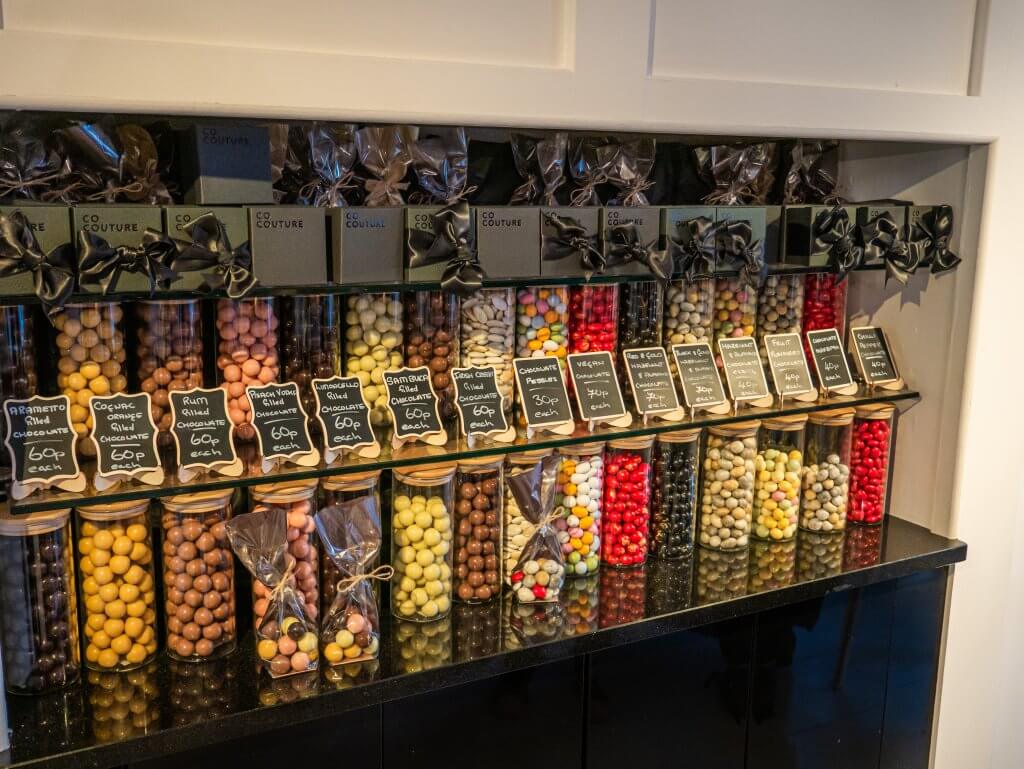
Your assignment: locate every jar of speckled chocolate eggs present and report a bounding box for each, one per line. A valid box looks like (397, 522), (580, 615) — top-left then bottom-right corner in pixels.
(516, 286), (570, 370)
(712, 277), (756, 352)
(554, 442), (604, 576)
(503, 450), (553, 583)
(650, 428), (701, 560)
(460, 288), (515, 413)
(453, 457), (503, 603)
(0, 305), (37, 476)
(801, 409), (853, 533)
(849, 405), (895, 525)
(663, 278), (714, 378)
(215, 297), (279, 443)
(280, 295), (341, 427)
(699, 422), (760, 551)
(756, 275), (804, 372)
(753, 415), (806, 542)
(345, 292), (404, 427)
(391, 463), (456, 621)
(319, 470), (382, 615)
(404, 290), (459, 423)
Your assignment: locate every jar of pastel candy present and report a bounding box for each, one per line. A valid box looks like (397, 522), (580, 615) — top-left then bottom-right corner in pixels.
(802, 273), (848, 358)
(650, 428), (701, 560)
(453, 457), (503, 603)
(663, 278), (714, 378)
(344, 292), (403, 427)
(756, 275), (804, 372)
(503, 450), (553, 582)
(554, 442), (605, 576)
(849, 404), (895, 525)
(0, 305), (37, 476)
(602, 437), (655, 567)
(699, 422), (760, 551)
(797, 531), (844, 580)
(747, 539), (796, 593)
(569, 284), (619, 356)
(0, 509), (80, 693)
(712, 277), (757, 352)
(753, 415), (806, 542)
(280, 295), (342, 428)
(695, 547), (749, 605)
(319, 470), (382, 615)
(215, 297), (279, 443)
(460, 288), (515, 413)
(801, 408), (854, 532)
(516, 285), (570, 371)
(403, 290), (459, 423)
(391, 463), (456, 621)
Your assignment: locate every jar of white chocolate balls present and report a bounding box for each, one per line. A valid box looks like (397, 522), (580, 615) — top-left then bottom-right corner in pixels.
(344, 292), (403, 428)
(753, 415), (806, 542)
(503, 450), (552, 584)
(214, 298), (279, 443)
(699, 421), (760, 551)
(460, 288), (515, 413)
(801, 409), (853, 533)
(391, 463), (456, 622)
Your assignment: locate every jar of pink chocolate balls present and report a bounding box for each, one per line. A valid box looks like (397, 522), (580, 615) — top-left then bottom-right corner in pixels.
(215, 298), (279, 443)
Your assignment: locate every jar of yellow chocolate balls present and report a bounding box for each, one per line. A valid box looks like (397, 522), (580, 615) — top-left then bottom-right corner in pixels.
(752, 415), (807, 542)
(391, 463), (455, 622)
(75, 501), (158, 671)
(53, 303), (127, 458)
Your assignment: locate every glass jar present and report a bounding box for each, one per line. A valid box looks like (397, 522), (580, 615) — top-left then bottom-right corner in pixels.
(54, 302), (127, 457)
(802, 273), (848, 360)
(136, 300), (205, 449)
(76, 500), (158, 670)
(85, 664), (159, 743)
(215, 297), (279, 443)
(618, 281), (665, 408)
(159, 490), (236, 661)
(516, 285), (570, 371)
(391, 463), (456, 621)
(453, 457), (503, 603)
(756, 275), (804, 369)
(663, 278), (714, 379)
(392, 617), (452, 674)
(797, 531), (845, 580)
(503, 450), (553, 583)
(280, 295), (342, 426)
(250, 480), (320, 628)
(843, 525), (883, 569)
(168, 658), (237, 726)
(650, 428), (701, 560)
(404, 290), (459, 423)
(460, 288), (515, 412)
(505, 600), (566, 648)
(747, 540), (796, 594)
(598, 566), (647, 628)
(801, 409), (854, 533)
(319, 470), (382, 615)
(849, 405), (895, 525)
(561, 575), (599, 637)
(344, 292), (403, 427)
(753, 415), (806, 542)
(0, 305), (37, 474)
(0, 509), (79, 693)
(712, 277), (757, 356)
(569, 284), (619, 356)
(453, 602), (502, 661)
(695, 548), (749, 605)
(645, 558), (693, 615)
(699, 422), (760, 551)
(602, 437), (655, 567)
(554, 442), (604, 576)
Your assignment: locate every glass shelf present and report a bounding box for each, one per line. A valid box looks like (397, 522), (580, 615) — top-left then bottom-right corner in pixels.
(3, 386), (918, 514)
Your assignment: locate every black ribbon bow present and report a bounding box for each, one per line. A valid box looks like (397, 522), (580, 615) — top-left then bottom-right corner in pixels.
(915, 204), (960, 275)
(78, 228), (180, 295)
(407, 200), (487, 297)
(605, 222), (673, 287)
(716, 220), (766, 289)
(860, 212), (920, 285)
(541, 212), (605, 278)
(813, 207), (863, 283)
(0, 212), (75, 319)
(169, 213), (259, 299)
(668, 216), (717, 282)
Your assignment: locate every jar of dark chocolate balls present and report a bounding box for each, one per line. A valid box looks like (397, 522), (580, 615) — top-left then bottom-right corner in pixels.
(319, 470), (382, 616)
(650, 428), (701, 560)
(159, 491), (237, 661)
(403, 290), (459, 423)
(617, 281), (665, 409)
(281, 295), (341, 429)
(0, 305), (37, 478)
(452, 457), (503, 603)
(0, 509), (80, 694)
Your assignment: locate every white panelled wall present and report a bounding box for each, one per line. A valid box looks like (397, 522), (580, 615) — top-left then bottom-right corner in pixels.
(1, 0), (1023, 766)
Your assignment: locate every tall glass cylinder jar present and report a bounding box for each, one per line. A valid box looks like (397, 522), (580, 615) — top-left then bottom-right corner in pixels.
(849, 405), (895, 525)
(54, 302), (127, 457)
(554, 442), (604, 577)
(712, 277), (757, 356)
(569, 285), (619, 356)
(460, 288), (515, 413)
(618, 281), (665, 407)
(136, 300), (205, 449)
(700, 422), (760, 551)
(802, 273), (848, 359)
(801, 409), (854, 533)
(0, 509), (79, 693)
(753, 415), (806, 542)
(391, 463), (456, 621)
(319, 470), (382, 615)
(344, 292), (403, 427)
(159, 491), (236, 661)
(76, 501), (158, 670)
(453, 457), (503, 603)
(404, 290), (459, 423)
(516, 286), (570, 371)
(280, 295), (342, 425)
(1, 305), (37, 474)
(602, 436), (654, 567)
(215, 297), (279, 443)
(650, 428), (701, 560)
(756, 275), (804, 370)
(747, 540), (797, 593)
(663, 279), (714, 379)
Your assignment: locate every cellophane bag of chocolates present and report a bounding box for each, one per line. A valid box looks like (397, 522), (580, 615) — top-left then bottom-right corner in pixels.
(507, 455), (566, 603)
(355, 124), (417, 206)
(0, 115), (65, 200)
(782, 139), (841, 204)
(277, 122), (360, 206)
(410, 126), (470, 203)
(605, 137), (656, 206)
(693, 141), (780, 205)
(509, 132), (567, 205)
(567, 135), (615, 206)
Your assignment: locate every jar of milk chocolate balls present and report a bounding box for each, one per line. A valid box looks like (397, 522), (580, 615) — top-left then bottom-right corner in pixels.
(280, 295), (342, 428)
(453, 457), (503, 603)
(215, 297), (279, 443)
(403, 290), (459, 423)
(344, 292), (404, 428)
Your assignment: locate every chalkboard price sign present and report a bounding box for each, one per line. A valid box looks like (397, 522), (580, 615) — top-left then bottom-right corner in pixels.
(567, 351), (627, 423)
(806, 329), (855, 392)
(4, 395), (80, 485)
(850, 327), (900, 385)
(671, 343), (727, 409)
(513, 357), (574, 429)
(452, 367), (510, 438)
(89, 393), (161, 478)
(717, 337), (771, 402)
(382, 367), (444, 441)
(247, 382), (315, 460)
(622, 347), (681, 415)
(169, 388), (238, 471)
(764, 333), (814, 397)
(313, 376), (376, 451)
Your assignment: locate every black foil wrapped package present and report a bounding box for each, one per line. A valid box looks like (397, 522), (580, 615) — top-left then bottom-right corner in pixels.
(466, 139), (521, 204)
(178, 123), (273, 205)
(782, 140), (841, 204)
(567, 135), (615, 207)
(0, 205), (75, 318)
(605, 137), (656, 207)
(74, 205), (178, 293)
(163, 207), (254, 292)
(540, 206), (603, 278)
(714, 213), (767, 290)
(282, 123), (360, 207)
(719, 205), (782, 265)
(857, 204), (911, 281)
(510, 132), (567, 206)
(662, 206), (718, 279)
(694, 142), (780, 205)
(355, 125), (417, 207)
(410, 127), (471, 204)
(0, 116), (66, 201)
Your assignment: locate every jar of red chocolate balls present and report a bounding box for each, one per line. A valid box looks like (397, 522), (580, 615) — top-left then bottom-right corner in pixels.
(801, 273), (848, 361)
(280, 295), (341, 429)
(319, 470), (382, 616)
(0, 305), (37, 477)
(0, 509), (80, 693)
(849, 404), (895, 525)
(215, 297), (279, 443)
(404, 290), (459, 423)
(453, 457), (503, 603)
(159, 491), (237, 661)
(569, 284), (619, 356)
(602, 436), (655, 567)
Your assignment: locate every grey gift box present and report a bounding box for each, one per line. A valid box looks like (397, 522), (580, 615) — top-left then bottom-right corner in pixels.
(475, 207), (540, 280)
(906, 205), (946, 267)
(716, 205), (782, 269)
(661, 206), (717, 274)
(856, 204), (907, 266)
(404, 206), (479, 282)
(600, 207), (661, 276)
(163, 207), (250, 290)
(73, 205), (165, 293)
(247, 206), (328, 287)
(180, 124), (273, 205)
(539, 207), (600, 278)
(783, 204), (858, 267)
(328, 207), (404, 285)
(0, 204), (73, 296)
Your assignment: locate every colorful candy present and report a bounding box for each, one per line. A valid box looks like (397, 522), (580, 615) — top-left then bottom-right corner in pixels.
(516, 286), (570, 368)
(554, 444), (604, 576)
(753, 416), (805, 542)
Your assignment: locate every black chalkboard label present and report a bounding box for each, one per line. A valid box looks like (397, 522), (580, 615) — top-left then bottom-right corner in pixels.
(169, 388), (238, 471)
(247, 382), (315, 460)
(3, 396), (80, 484)
(717, 337), (770, 402)
(382, 367), (444, 440)
(622, 347), (681, 415)
(312, 376), (376, 451)
(763, 333), (814, 397)
(671, 343), (727, 408)
(89, 393), (161, 477)
(850, 327), (900, 385)
(567, 352), (627, 422)
(806, 329), (855, 391)
(452, 367), (510, 438)
(513, 357), (574, 428)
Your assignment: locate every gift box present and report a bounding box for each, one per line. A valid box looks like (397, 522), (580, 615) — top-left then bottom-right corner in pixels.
(328, 207), (404, 284)
(717, 205), (782, 267)
(0, 203), (73, 297)
(906, 204), (957, 270)
(662, 206), (717, 275)
(856, 204), (907, 266)
(600, 207), (661, 277)
(247, 206), (328, 287)
(539, 206), (601, 278)
(475, 206), (540, 280)
(163, 207), (250, 290)
(180, 124), (274, 205)
(404, 205), (478, 282)
(783, 204), (858, 267)
(73, 205), (167, 293)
